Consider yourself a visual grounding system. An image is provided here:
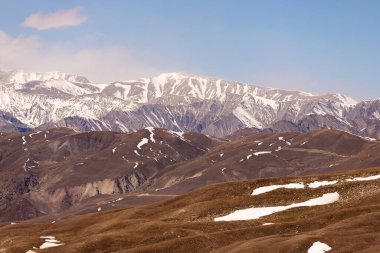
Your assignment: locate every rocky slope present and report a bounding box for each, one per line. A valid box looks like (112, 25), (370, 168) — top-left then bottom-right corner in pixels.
(1, 70), (379, 138)
(148, 128), (380, 194)
(0, 127), (220, 221)
(1, 127), (380, 222)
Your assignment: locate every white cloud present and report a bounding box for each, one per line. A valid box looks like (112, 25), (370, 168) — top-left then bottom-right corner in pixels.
(23, 7), (87, 30)
(0, 31), (162, 82)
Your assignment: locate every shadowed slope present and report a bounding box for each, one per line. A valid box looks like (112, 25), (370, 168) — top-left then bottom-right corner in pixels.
(0, 128), (220, 221)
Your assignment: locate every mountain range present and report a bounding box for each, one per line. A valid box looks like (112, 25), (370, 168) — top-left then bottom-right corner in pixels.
(1, 70), (380, 252)
(1, 70), (379, 139)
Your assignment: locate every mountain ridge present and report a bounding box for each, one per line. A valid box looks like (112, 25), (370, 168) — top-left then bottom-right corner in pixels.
(1, 126), (379, 222)
(0, 70), (379, 139)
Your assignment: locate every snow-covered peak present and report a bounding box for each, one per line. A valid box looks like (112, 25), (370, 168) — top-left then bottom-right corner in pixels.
(2, 70), (90, 84)
(154, 72), (191, 80)
(150, 72), (222, 85)
(0, 69), (372, 138)
(332, 93), (357, 107)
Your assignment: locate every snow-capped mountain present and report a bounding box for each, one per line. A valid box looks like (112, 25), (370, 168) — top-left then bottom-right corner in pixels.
(0, 70), (379, 138)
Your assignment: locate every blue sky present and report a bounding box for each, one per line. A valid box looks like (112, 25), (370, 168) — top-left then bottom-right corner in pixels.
(1, 0), (379, 100)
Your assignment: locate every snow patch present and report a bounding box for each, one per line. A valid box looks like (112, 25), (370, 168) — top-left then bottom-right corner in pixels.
(252, 183), (305, 196)
(308, 180), (338, 188)
(215, 192), (339, 221)
(168, 130), (186, 141)
(28, 131), (42, 138)
(363, 137), (377, 141)
(145, 127), (156, 143)
(39, 236), (64, 249)
(346, 174), (380, 182)
(137, 138), (149, 149)
(253, 151), (271, 156)
(308, 241), (331, 253)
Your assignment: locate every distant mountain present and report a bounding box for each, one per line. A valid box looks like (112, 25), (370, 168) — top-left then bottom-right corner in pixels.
(0, 70), (379, 138)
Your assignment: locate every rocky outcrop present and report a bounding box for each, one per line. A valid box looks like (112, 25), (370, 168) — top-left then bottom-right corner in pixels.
(46, 170), (147, 212)
(73, 170), (147, 199)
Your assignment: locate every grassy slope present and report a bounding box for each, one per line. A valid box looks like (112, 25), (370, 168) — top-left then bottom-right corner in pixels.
(1, 167), (380, 253)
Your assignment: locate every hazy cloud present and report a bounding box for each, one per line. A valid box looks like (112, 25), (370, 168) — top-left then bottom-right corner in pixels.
(0, 31), (162, 82)
(23, 7), (87, 30)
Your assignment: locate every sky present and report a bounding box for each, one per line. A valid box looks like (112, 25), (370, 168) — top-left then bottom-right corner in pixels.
(0, 0), (379, 100)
